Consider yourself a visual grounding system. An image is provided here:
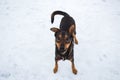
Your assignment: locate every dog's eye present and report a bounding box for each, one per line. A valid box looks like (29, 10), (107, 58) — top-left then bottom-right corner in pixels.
(66, 38), (71, 43)
(56, 38), (61, 42)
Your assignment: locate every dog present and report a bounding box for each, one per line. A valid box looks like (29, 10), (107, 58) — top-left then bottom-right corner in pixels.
(50, 11), (78, 74)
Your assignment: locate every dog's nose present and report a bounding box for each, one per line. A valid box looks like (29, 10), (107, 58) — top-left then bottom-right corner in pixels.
(60, 44), (65, 51)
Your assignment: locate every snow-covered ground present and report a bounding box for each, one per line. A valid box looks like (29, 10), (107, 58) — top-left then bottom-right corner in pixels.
(0, 0), (120, 80)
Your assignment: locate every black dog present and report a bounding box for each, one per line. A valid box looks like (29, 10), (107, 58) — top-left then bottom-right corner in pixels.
(50, 11), (78, 74)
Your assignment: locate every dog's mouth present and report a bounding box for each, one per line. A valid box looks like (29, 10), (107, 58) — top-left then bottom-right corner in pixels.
(59, 49), (67, 55)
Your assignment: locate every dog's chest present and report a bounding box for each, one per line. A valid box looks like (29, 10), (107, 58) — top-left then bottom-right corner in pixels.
(56, 48), (73, 61)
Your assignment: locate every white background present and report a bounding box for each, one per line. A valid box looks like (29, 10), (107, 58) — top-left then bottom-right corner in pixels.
(0, 0), (120, 80)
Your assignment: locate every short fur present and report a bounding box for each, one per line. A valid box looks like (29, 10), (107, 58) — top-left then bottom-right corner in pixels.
(50, 11), (78, 74)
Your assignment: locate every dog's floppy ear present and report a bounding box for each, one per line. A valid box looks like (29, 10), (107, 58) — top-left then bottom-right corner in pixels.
(69, 25), (75, 34)
(50, 27), (60, 32)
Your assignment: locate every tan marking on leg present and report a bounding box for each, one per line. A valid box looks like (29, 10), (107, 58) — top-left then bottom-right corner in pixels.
(53, 61), (58, 73)
(72, 33), (78, 44)
(72, 62), (77, 74)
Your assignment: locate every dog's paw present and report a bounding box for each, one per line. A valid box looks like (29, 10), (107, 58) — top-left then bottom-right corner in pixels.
(72, 68), (77, 75)
(75, 40), (78, 44)
(53, 67), (58, 73)
(74, 38), (78, 44)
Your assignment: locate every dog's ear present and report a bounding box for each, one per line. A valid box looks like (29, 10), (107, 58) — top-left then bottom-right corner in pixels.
(50, 27), (60, 32)
(69, 25), (75, 34)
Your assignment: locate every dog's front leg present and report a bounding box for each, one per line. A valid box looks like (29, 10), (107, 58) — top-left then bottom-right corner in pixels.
(71, 60), (77, 74)
(53, 60), (58, 73)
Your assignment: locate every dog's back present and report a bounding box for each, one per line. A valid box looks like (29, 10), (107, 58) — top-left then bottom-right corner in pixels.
(51, 11), (75, 32)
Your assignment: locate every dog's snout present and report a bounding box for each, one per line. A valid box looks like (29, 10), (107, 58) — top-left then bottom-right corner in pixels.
(60, 44), (65, 51)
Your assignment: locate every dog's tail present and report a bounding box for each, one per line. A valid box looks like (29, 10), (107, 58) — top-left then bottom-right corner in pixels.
(51, 11), (70, 23)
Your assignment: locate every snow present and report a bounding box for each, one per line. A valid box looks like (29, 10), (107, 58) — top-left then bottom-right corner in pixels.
(0, 0), (120, 80)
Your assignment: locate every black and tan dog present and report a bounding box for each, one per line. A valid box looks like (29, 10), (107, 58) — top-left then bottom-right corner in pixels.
(50, 11), (78, 74)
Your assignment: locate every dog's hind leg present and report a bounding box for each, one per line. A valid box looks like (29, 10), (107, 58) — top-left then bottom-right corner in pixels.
(69, 25), (78, 44)
(72, 33), (78, 44)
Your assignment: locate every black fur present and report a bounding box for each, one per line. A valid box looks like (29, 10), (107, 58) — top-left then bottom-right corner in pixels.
(51, 11), (76, 34)
(51, 11), (77, 74)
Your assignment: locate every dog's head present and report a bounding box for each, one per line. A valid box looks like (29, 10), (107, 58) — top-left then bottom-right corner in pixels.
(50, 25), (74, 55)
